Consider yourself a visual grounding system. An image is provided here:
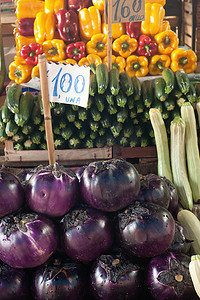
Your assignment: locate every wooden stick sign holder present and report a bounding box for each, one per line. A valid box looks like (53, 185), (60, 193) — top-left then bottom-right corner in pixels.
(38, 53), (56, 165)
(107, 0), (113, 71)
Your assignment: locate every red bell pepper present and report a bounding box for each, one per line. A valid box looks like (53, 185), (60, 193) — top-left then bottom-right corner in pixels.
(18, 18), (35, 36)
(56, 9), (79, 44)
(137, 35), (158, 58)
(68, 0), (91, 13)
(126, 22), (141, 40)
(20, 43), (43, 65)
(66, 41), (85, 62)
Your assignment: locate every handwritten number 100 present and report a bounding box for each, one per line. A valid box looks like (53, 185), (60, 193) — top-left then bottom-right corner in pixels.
(52, 68), (85, 96)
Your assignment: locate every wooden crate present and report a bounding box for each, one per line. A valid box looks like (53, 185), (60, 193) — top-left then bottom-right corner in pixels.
(1, 11), (15, 48)
(182, 0), (200, 60)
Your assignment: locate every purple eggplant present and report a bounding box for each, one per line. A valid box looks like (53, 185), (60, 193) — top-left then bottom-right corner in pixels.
(0, 212), (58, 268)
(80, 159), (140, 212)
(25, 164), (79, 217)
(117, 201), (175, 258)
(60, 206), (114, 262)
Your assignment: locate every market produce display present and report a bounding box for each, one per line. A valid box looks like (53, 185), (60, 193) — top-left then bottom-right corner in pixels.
(0, 159), (199, 299)
(1, 66), (200, 151)
(9, 0), (197, 84)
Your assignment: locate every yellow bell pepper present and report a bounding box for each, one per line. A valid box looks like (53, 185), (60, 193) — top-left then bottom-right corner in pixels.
(78, 54), (102, 73)
(15, 33), (36, 52)
(112, 35), (138, 58)
(103, 55), (126, 73)
(79, 6), (101, 42)
(171, 48), (197, 74)
(149, 54), (170, 75)
(34, 11), (56, 44)
(162, 20), (171, 31)
(42, 39), (66, 62)
(154, 30), (179, 55)
(16, 0), (44, 19)
(145, 0), (166, 5)
(102, 14), (125, 39)
(86, 33), (107, 58)
(125, 55), (149, 77)
(31, 64), (40, 78)
(141, 3), (165, 36)
(45, 0), (65, 13)
(59, 59), (78, 65)
(9, 61), (33, 84)
(92, 0), (104, 14)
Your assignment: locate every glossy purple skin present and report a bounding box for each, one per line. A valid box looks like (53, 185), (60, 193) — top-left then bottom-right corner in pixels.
(80, 159), (140, 212)
(33, 259), (88, 300)
(75, 165), (87, 182)
(137, 174), (170, 209)
(90, 255), (142, 300)
(168, 221), (191, 254)
(0, 261), (29, 300)
(162, 177), (179, 217)
(60, 207), (114, 262)
(117, 201), (175, 258)
(0, 213), (58, 268)
(25, 167), (79, 217)
(0, 170), (24, 218)
(147, 252), (196, 300)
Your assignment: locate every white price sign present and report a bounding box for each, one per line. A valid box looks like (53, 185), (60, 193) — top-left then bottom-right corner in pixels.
(47, 62), (90, 108)
(105, 0), (145, 23)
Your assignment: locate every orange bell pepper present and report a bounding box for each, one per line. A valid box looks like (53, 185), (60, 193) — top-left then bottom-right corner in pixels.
(79, 6), (101, 42)
(171, 48), (197, 74)
(149, 54), (170, 75)
(78, 54), (102, 73)
(86, 33), (107, 58)
(45, 0), (65, 13)
(31, 64), (40, 78)
(9, 61), (33, 84)
(103, 55), (126, 73)
(154, 30), (179, 55)
(112, 35), (138, 58)
(141, 3), (165, 36)
(15, 32), (36, 52)
(92, 0), (104, 14)
(16, 0), (44, 19)
(34, 11), (56, 44)
(145, 0), (166, 5)
(102, 14), (125, 40)
(59, 59), (78, 65)
(42, 39), (66, 62)
(125, 55), (149, 77)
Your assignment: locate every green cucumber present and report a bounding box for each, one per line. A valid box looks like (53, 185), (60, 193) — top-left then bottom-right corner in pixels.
(1, 99), (13, 123)
(163, 96), (176, 111)
(53, 103), (66, 117)
(14, 91), (35, 127)
(116, 90), (127, 108)
(116, 108), (128, 123)
(154, 77), (168, 102)
(175, 69), (190, 95)
(6, 82), (22, 114)
(31, 95), (42, 125)
(142, 80), (154, 108)
(89, 73), (97, 96)
(186, 82), (197, 103)
(5, 119), (18, 137)
(61, 127), (73, 140)
(119, 72), (134, 96)
(30, 131), (42, 145)
(132, 77), (141, 101)
(95, 94), (105, 112)
(162, 68), (175, 94)
(109, 68), (120, 96)
(96, 63), (109, 94)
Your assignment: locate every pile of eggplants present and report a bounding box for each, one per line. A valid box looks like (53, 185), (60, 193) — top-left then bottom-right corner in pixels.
(0, 159), (197, 300)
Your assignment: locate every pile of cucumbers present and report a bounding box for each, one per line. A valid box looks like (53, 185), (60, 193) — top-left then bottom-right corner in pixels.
(0, 64), (199, 150)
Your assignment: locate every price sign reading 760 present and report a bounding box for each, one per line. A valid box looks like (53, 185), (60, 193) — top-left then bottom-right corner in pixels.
(105, 0), (145, 23)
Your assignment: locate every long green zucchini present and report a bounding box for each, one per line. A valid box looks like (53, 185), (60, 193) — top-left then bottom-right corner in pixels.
(181, 102), (200, 202)
(149, 108), (172, 181)
(170, 116), (193, 210)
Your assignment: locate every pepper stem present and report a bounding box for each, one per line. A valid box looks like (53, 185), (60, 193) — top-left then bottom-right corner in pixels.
(96, 41), (105, 51)
(179, 57), (188, 66)
(29, 51), (36, 57)
(156, 61), (165, 70)
(48, 47), (58, 55)
(112, 62), (119, 70)
(163, 36), (171, 45)
(121, 41), (130, 51)
(144, 44), (151, 56)
(14, 68), (22, 78)
(73, 48), (80, 55)
(133, 62), (141, 71)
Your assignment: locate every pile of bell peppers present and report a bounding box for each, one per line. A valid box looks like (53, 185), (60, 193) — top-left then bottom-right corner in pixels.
(9, 0), (197, 84)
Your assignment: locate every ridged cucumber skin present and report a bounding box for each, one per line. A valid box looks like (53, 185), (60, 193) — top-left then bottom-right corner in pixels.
(154, 77), (168, 102)
(162, 68), (175, 94)
(175, 69), (190, 95)
(109, 68), (120, 96)
(96, 63), (109, 94)
(131, 77), (141, 101)
(14, 91), (35, 127)
(89, 73), (97, 96)
(142, 80), (154, 108)
(6, 83), (22, 114)
(1, 99), (13, 123)
(119, 72), (134, 96)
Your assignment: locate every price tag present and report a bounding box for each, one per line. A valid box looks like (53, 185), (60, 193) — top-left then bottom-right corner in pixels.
(47, 62), (90, 108)
(105, 0), (145, 23)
